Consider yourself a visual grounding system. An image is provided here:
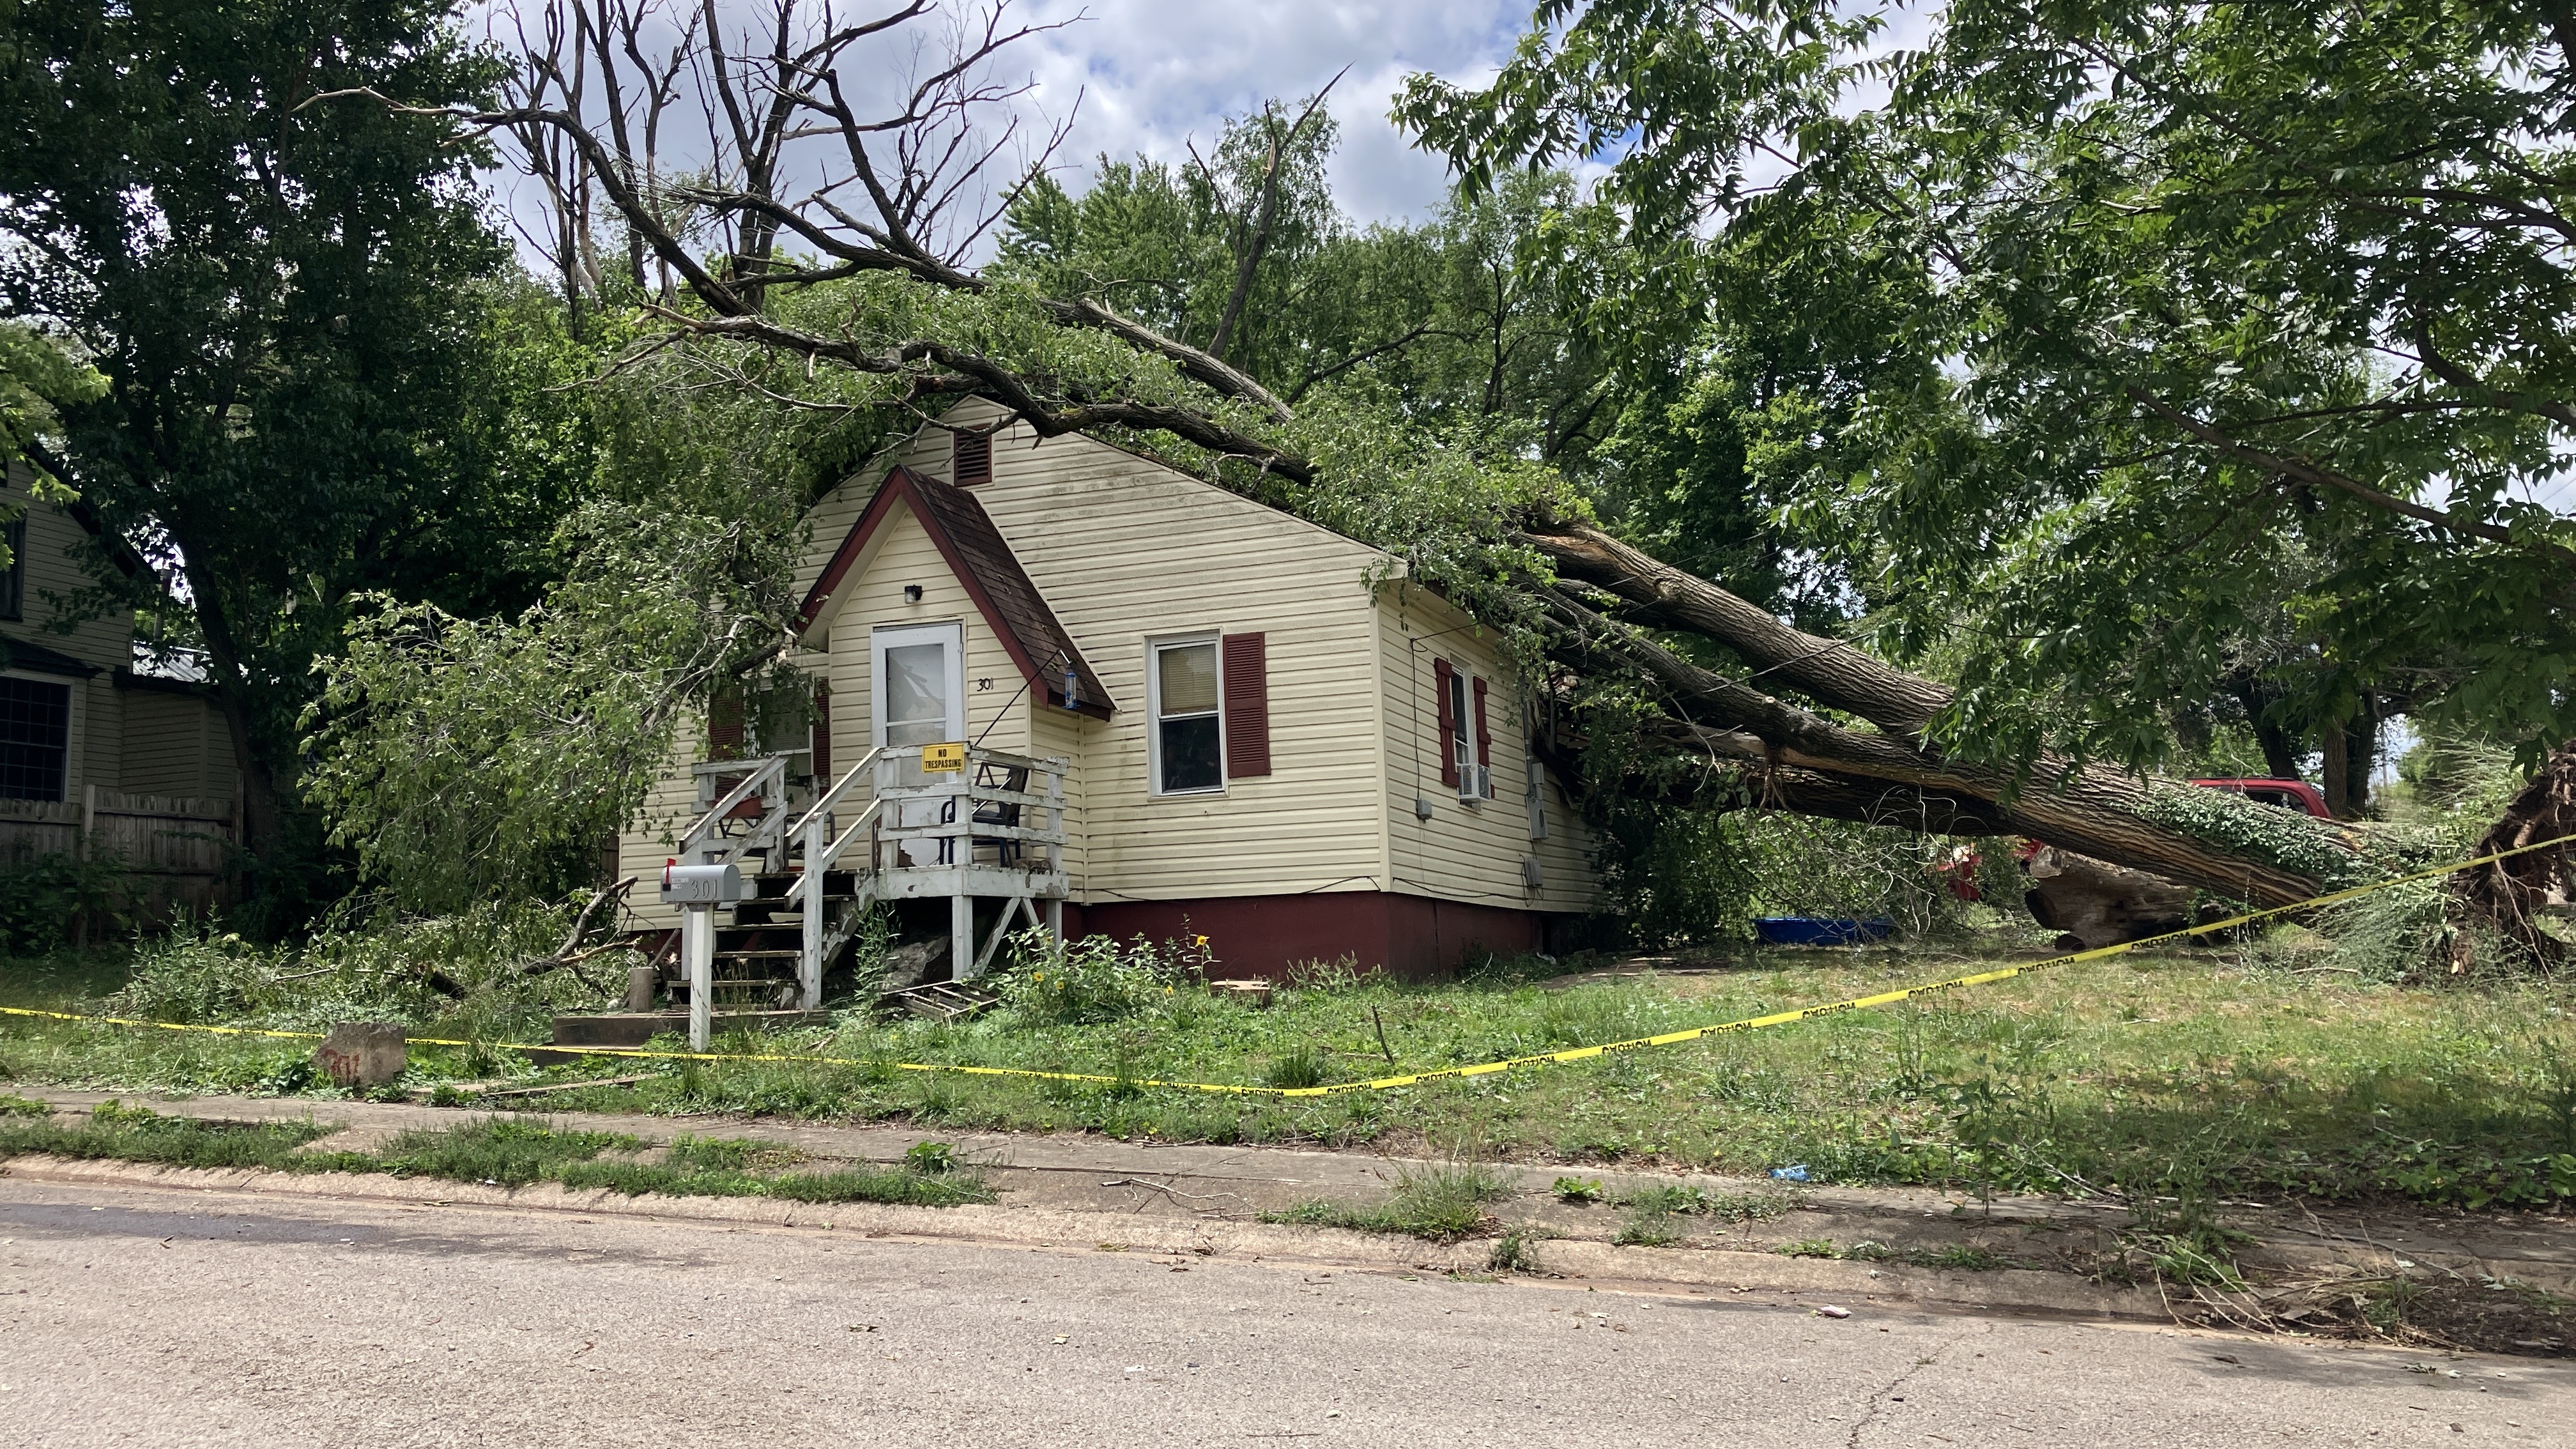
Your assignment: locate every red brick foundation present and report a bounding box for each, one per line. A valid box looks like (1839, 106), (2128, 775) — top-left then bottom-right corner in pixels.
(1068, 891), (1554, 981)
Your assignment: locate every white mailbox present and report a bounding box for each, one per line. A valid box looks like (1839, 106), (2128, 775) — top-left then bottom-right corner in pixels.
(659, 861), (746, 905)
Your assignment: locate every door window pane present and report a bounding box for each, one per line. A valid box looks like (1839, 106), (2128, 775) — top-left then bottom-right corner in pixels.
(883, 641), (948, 747)
(0, 677), (68, 801)
(1154, 640), (1222, 793)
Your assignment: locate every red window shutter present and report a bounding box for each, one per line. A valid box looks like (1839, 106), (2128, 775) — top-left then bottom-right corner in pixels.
(707, 691), (744, 761)
(953, 429), (991, 486)
(1471, 676), (1492, 791)
(1222, 632), (1271, 778)
(1433, 658), (1459, 786)
(810, 682), (831, 780)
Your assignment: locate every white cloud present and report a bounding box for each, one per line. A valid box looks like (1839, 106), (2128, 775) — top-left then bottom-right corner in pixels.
(470, 0), (1532, 270)
(1007, 1), (1524, 224)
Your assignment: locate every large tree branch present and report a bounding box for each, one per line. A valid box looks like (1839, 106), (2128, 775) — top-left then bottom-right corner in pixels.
(2124, 387), (2576, 567)
(1206, 69), (1343, 365)
(1523, 518), (1952, 735)
(671, 312), (1312, 479)
(1543, 583), (2329, 905)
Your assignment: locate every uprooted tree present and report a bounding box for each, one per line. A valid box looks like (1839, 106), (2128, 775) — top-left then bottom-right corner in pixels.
(318, 0), (2574, 963)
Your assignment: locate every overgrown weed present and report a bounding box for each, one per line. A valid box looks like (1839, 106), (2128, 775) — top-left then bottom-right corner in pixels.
(1265, 1159), (1511, 1241)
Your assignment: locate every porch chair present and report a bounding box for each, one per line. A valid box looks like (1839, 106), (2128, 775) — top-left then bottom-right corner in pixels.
(935, 761), (1031, 866)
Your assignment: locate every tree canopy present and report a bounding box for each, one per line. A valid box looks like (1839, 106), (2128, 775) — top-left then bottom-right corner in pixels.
(0, 0), (560, 917)
(1400, 1), (2576, 807)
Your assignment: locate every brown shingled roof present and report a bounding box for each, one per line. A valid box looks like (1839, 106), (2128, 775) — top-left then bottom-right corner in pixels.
(797, 466), (1112, 718)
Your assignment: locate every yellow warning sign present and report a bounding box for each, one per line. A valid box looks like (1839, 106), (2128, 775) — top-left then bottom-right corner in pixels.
(921, 741), (966, 772)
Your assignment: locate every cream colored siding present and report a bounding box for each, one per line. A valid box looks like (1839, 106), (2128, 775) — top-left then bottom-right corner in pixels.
(10, 484), (131, 674)
(4, 471), (137, 803)
(630, 397), (1598, 923)
(820, 498), (1031, 761)
(1025, 693), (1089, 888)
(617, 712), (709, 931)
(1379, 587), (1595, 915)
(956, 404), (1388, 903)
(118, 689), (236, 798)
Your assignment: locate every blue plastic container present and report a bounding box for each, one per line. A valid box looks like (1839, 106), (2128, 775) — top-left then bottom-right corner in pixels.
(1754, 916), (1896, 947)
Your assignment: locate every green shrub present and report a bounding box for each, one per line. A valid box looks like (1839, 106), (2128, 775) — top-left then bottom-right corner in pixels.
(1591, 796), (1974, 948)
(110, 900), (620, 1031)
(997, 929), (1191, 1025)
(0, 852), (127, 954)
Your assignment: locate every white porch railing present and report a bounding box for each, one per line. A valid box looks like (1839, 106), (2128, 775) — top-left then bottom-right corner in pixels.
(665, 744), (1071, 1014)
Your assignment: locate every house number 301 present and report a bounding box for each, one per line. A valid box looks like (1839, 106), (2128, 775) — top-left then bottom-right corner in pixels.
(977, 678), (995, 691)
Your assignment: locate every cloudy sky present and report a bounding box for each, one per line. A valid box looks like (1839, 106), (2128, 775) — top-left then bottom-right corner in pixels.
(474, 0), (1541, 256)
(1004, 0), (1533, 225)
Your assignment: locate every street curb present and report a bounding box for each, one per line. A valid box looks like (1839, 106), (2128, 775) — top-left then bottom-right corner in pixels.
(10, 1084), (2568, 1308)
(0, 1150), (2178, 1324)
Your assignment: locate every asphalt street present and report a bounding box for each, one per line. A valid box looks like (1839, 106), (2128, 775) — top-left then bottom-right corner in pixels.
(0, 1176), (2565, 1448)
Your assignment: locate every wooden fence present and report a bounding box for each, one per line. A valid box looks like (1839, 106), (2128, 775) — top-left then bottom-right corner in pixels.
(0, 786), (240, 924)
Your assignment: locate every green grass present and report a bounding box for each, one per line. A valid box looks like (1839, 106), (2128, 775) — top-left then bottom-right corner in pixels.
(1264, 1160), (1512, 1241)
(553, 1133), (993, 1206)
(9, 935), (2576, 1215)
(0, 1100), (335, 1169)
(0, 1103), (988, 1208)
(1613, 1182), (1793, 1245)
(368, 1117), (636, 1187)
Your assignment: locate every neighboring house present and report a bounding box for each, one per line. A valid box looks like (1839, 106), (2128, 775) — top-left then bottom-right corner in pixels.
(620, 399), (1597, 980)
(0, 462), (241, 919)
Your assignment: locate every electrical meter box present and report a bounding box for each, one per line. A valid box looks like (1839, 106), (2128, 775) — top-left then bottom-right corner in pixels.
(659, 861), (746, 905)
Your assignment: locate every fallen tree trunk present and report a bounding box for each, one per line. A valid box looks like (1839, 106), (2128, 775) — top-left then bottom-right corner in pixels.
(1640, 721), (2020, 836)
(1542, 583), (2337, 905)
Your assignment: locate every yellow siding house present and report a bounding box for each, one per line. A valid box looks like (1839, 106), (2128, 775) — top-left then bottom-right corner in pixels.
(620, 401), (1595, 979)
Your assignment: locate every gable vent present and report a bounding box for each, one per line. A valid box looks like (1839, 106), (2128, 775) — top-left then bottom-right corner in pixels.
(953, 429), (992, 486)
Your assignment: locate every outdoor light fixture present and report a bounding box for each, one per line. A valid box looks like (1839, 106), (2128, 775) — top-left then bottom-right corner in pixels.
(903, 584), (924, 602)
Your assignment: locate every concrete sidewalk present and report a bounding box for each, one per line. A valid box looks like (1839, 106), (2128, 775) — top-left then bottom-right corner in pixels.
(6, 1084), (2572, 1332)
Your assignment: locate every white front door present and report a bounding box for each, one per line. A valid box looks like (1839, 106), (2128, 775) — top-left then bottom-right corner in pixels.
(873, 622), (965, 864)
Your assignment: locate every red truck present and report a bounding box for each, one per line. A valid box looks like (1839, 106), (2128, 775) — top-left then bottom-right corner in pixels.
(2188, 777), (2334, 818)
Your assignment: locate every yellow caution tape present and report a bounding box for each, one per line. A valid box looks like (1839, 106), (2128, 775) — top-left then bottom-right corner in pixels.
(4, 830), (2570, 1098)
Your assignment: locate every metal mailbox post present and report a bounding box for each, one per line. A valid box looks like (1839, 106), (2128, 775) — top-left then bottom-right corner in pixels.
(660, 861), (745, 1050)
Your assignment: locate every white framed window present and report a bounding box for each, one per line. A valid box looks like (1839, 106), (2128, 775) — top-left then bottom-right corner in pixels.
(1445, 664), (1492, 801)
(1149, 634), (1223, 795)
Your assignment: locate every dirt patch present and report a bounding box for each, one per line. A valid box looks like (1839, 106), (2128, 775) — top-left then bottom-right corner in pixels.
(2391, 1278), (2573, 1357)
